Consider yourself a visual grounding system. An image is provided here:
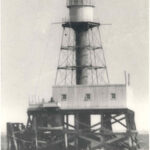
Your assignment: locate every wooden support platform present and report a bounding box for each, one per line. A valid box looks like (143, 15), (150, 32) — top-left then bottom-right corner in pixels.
(7, 108), (140, 150)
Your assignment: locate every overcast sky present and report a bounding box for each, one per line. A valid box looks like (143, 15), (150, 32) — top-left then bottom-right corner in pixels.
(1, 0), (149, 132)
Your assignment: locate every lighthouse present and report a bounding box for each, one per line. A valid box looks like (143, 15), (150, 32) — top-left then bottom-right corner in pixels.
(7, 0), (140, 150)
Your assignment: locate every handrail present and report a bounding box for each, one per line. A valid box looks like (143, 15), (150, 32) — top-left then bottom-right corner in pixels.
(67, 0), (95, 7)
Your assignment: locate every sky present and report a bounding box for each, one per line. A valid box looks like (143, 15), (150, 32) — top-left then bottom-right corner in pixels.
(1, 0), (149, 132)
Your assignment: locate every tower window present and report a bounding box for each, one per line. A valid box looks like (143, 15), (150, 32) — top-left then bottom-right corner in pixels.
(85, 93), (91, 101)
(61, 94), (67, 101)
(111, 93), (116, 100)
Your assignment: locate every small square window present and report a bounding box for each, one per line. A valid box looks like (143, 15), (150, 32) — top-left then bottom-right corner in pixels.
(111, 93), (116, 100)
(85, 93), (91, 101)
(61, 94), (67, 101)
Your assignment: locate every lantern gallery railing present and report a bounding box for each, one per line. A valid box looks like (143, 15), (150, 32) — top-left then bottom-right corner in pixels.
(67, 0), (95, 7)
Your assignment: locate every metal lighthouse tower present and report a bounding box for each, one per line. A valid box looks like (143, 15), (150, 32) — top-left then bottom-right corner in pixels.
(55, 0), (109, 86)
(55, 0), (110, 148)
(7, 0), (140, 150)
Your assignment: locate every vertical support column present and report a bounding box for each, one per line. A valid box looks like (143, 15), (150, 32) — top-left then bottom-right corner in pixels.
(65, 114), (69, 149)
(7, 123), (18, 150)
(126, 112), (134, 149)
(75, 113), (79, 150)
(101, 114), (112, 150)
(76, 29), (89, 84)
(7, 123), (11, 150)
(126, 111), (137, 131)
(26, 114), (32, 128)
(125, 111), (139, 149)
(101, 114), (112, 131)
(66, 114), (69, 129)
(32, 116), (38, 150)
(74, 24), (91, 150)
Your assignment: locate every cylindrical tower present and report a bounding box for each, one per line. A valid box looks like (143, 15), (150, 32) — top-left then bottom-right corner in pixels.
(76, 27), (89, 84)
(67, 0), (95, 22)
(67, 0), (95, 85)
(67, 0), (95, 149)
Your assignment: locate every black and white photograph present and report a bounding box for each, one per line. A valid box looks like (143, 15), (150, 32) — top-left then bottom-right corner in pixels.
(1, 0), (149, 150)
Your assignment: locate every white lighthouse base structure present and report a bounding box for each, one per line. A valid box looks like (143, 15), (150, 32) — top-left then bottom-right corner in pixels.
(7, 84), (140, 150)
